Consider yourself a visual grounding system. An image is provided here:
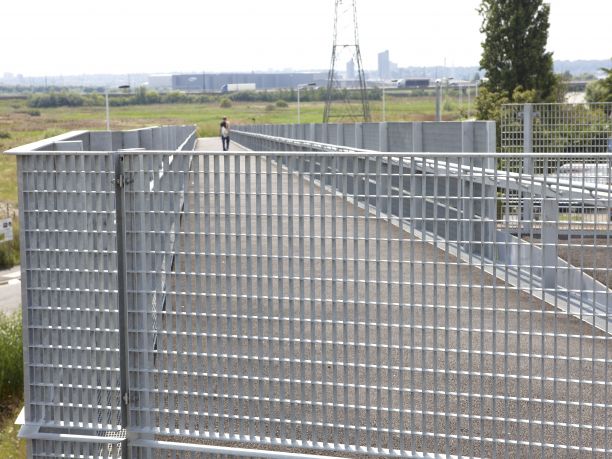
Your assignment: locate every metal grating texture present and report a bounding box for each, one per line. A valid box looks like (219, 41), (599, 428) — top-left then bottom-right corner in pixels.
(30, 438), (123, 458)
(18, 153), (122, 433)
(118, 150), (610, 458)
(501, 102), (612, 175)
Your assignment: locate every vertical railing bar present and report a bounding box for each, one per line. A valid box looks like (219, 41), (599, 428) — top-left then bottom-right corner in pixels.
(409, 155), (417, 455)
(265, 155), (275, 442)
(330, 155), (339, 449)
(477, 152), (487, 457)
(591, 158), (598, 458)
(385, 154), (393, 454)
(374, 155), (382, 453)
(183, 154), (195, 437)
(173, 152), (187, 437)
(203, 152), (214, 440)
(319, 154), (329, 447)
(541, 159), (549, 457)
(363, 156), (372, 450)
(352, 154), (361, 451)
(213, 154), (224, 437)
(276, 153), (286, 442)
(419, 154), (428, 455)
(244, 154), (256, 439)
(113, 153), (129, 458)
(341, 155), (350, 449)
(442, 155), (451, 458)
(255, 156), (266, 442)
(193, 154), (205, 439)
(466, 157), (475, 457)
(234, 153), (245, 439)
(298, 155), (307, 446)
(432, 156), (439, 452)
(455, 155), (464, 459)
(308, 154), (317, 446)
(397, 156), (406, 455)
(223, 154), (236, 437)
(286, 155), (297, 445)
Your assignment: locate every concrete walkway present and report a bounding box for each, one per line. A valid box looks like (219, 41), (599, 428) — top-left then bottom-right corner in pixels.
(195, 136), (249, 152)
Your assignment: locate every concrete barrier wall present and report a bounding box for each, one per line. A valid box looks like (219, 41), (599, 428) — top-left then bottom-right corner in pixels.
(235, 121), (496, 154)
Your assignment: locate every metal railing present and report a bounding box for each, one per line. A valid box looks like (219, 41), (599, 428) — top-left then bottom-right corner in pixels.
(8, 131), (612, 457)
(501, 102), (612, 174)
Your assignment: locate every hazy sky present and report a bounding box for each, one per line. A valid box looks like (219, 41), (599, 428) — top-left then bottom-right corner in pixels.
(2, 0), (610, 76)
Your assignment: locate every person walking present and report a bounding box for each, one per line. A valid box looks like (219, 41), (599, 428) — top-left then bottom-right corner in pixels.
(220, 116), (230, 151)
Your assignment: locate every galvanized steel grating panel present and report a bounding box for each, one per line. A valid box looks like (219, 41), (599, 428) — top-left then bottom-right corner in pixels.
(30, 438), (123, 458)
(120, 151), (610, 458)
(18, 153), (122, 432)
(501, 102), (612, 174)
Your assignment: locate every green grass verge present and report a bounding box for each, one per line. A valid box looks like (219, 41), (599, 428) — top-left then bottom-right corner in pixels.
(0, 402), (25, 459)
(0, 311), (25, 458)
(0, 221), (19, 270)
(0, 311), (23, 401)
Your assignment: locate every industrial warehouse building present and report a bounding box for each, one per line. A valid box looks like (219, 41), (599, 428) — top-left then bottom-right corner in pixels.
(165, 72), (326, 92)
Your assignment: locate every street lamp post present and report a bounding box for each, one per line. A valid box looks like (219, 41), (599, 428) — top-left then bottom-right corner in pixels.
(382, 79), (398, 122)
(297, 82), (316, 124)
(105, 84), (131, 130)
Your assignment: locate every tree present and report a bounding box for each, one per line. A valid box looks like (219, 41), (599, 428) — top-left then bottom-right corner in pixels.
(586, 61), (612, 104)
(478, 0), (557, 101)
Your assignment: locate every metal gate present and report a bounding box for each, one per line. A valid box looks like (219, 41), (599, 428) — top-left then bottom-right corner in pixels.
(11, 135), (612, 457)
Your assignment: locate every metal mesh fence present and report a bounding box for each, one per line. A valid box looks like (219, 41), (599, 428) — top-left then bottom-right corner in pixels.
(117, 151), (610, 458)
(30, 438), (123, 458)
(12, 138), (612, 457)
(501, 102), (612, 174)
(18, 153), (122, 434)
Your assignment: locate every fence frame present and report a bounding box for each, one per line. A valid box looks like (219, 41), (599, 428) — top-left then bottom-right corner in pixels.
(7, 126), (612, 458)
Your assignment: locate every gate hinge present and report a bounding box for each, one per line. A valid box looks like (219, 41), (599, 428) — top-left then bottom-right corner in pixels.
(122, 392), (129, 405)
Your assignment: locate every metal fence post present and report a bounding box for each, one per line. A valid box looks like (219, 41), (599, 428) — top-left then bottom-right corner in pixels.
(114, 153), (130, 459)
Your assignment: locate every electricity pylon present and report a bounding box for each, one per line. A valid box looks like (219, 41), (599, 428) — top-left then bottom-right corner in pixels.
(323, 0), (371, 123)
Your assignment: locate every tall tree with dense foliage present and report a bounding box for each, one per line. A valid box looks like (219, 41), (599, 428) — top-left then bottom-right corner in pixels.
(586, 62), (612, 104)
(478, 0), (557, 101)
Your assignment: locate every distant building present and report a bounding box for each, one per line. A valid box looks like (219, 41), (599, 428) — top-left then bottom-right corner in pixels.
(346, 59), (355, 80)
(172, 72), (325, 92)
(378, 50), (390, 80)
(148, 74), (173, 89)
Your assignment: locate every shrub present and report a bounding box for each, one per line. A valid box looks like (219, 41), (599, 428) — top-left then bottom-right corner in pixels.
(219, 98), (232, 108)
(0, 311), (23, 400)
(265, 104), (275, 112)
(275, 99), (288, 108)
(0, 132), (10, 139)
(0, 220), (19, 270)
(443, 99), (456, 112)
